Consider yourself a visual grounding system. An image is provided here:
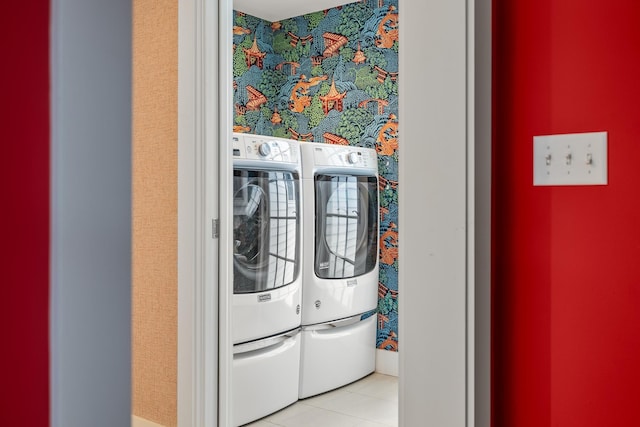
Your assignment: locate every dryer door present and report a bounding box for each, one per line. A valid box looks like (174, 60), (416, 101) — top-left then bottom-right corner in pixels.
(233, 169), (300, 293)
(314, 174), (378, 279)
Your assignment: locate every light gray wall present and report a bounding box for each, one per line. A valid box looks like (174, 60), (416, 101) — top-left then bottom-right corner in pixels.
(398, 0), (469, 426)
(50, 0), (132, 426)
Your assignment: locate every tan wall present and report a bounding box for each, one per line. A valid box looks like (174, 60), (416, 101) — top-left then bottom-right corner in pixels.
(131, 1), (178, 426)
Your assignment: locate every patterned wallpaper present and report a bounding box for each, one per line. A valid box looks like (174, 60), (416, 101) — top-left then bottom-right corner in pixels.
(233, 0), (399, 352)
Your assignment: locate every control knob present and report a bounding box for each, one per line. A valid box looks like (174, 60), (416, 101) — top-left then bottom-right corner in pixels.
(347, 151), (359, 164)
(258, 142), (271, 157)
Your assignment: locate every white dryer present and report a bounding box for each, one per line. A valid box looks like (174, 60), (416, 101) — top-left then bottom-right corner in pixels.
(299, 142), (379, 399)
(231, 133), (302, 426)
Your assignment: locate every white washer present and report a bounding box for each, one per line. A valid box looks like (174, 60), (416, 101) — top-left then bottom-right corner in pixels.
(231, 133), (303, 425)
(299, 142), (379, 399)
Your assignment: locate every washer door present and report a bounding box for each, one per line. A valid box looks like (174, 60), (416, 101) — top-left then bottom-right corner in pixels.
(314, 174), (378, 279)
(233, 169), (300, 293)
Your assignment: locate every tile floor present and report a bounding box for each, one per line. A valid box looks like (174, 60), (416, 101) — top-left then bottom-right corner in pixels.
(244, 373), (398, 427)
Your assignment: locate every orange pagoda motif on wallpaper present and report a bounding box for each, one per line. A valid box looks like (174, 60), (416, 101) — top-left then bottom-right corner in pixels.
(353, 42), (366, 64)
(288, 129), (314, 141)
(242, 36), (266, 69)
(275, 61), (301, 75)
(359, 98), (389, 115)
(323, 132), (349, 145)
(286, 32), (314, 48)
(320, 79), (346, 115)
(245, 85), (267, 111)
(270, 107), (282, 125)
(311, 32), (350, 66)
(322, 32), (348, 57)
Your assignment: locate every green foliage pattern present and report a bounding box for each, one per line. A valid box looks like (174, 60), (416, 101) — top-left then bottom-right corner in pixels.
(272, 32), (291, 55)
(260, 106), (272, 119)
(233, 36), (253, 77)
(378, 292), (398, 316)
(311, 65), (324, 77)
(259, 69), (288, 99)
(304, 11), (324, 30)
(335, 108), (375, 145)
(365, 76), (397, 100)
(364, 47), (387, 69)
(244, 110), (261, 130)
(354, 67), (380, 91)
(303, 95), (325, 129)
(279, 109), (298, 134)
(234, 115), (247, 126)
(379, 185), (398, 209)
(336, 2), (374, 39)
(340, 47), (355, 62)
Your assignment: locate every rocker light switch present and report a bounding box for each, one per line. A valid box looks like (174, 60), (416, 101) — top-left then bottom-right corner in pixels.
(533, 131), (608, 186)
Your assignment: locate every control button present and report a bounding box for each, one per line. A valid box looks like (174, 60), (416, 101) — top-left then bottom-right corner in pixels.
(347, 152), (359, 164)
(258, 142), (271, 157)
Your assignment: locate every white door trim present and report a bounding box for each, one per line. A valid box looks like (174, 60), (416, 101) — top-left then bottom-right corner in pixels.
(177, 0), (210, 423)
(216, 0), (235, 425)
(176, 0), (233, 425)
(176, 1), (491, 426)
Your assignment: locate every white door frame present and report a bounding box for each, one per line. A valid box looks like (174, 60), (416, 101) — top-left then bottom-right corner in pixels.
(177, 0), (233, 425)
(178, 0), (492, 426)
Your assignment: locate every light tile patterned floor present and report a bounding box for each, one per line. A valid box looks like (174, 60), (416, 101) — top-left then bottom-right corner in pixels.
(244, 373), (398, 427)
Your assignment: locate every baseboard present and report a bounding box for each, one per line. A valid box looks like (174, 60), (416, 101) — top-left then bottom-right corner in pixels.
(375, 348), (399, 377)
(132, 415), (165, 427)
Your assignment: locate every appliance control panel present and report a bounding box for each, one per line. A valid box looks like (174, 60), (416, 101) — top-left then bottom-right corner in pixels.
(232, 134), (299, 163)
(312, 145), (377, 169)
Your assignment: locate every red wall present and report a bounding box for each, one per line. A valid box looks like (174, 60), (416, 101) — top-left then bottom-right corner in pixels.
(0, 1), (50, 425)
(493, 1), (640, 426)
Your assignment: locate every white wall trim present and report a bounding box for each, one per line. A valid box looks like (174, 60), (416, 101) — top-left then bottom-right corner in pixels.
(132, 415), (165, 427)
(216, 0), (235, 425)
(177, 0), (223, 425)
(177, 0), (199, 424)
(376, 350), (399, 377)
(177, 0), (233, 425)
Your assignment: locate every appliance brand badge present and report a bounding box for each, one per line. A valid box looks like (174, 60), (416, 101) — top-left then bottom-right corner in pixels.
(258, 293), (272, 302)
(347, 279), (358, 287)
(319, 261), (329, 270)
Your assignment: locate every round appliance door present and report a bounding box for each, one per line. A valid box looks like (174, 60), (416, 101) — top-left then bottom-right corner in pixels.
(233, 169), (300, 294)
(314, 174), (378, 279)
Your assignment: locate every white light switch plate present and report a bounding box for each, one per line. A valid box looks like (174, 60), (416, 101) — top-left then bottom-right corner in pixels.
(533, 131), (608, 186)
